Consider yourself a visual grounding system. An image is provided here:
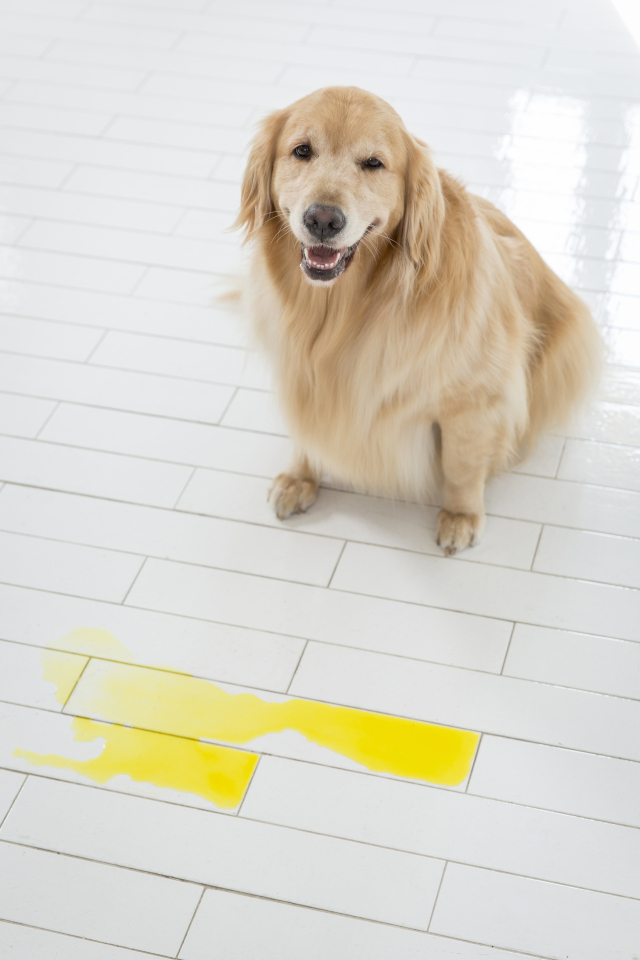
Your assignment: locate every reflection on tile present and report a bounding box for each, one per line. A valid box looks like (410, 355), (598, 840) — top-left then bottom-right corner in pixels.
(558, 439), (640, 492)
(599, 293), (640, 330)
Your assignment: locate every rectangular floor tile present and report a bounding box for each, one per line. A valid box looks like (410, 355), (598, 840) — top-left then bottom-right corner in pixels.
(570, 400), (640, 446)
(0, 393), (55, 438)
(64, 163), (239, 212)
(180, 888), (535, 960)
(431, 863), (640, 960)
(0, 921), (171, 960)
(19, 220), (239, 275)
(504, 623), (640, 700)
(0, 435), (192, 508)
(289, 641), (640, 762)
(177, 468), (542, 570)
(0, 582), (303, 691)
(0, 152), (75, 188)
(132, 265), (220, 306)
(0, 181), (183, 234)
(331, 541), (640, 642)
(558, 439), (640, 492)
(600, 366), (640, 406)
(533, 526), (640, 589)
(41, 403), (292, 474)
(1, 127), (218, 177)
(0, 214), (31, 246)
(511, 432), (566, 477)
(219, 388), (286, 434)
(485, 471), (640, 538)
(0, 639), (87, 710)
(0, 530), (143, 602)
(1, 777), (445, 930)
(125, 557), (512, 672)
(241, 755), (640, 899)
(0, 316), (103, 361)
(6, 81), (250, 128)
(0, 354), (234, 423)
(0, 102), (112, 137)
(0, 840), (201, 954)
(0, 277), (245, 346)
(0, 245), (145, 294)
(0, 769), (24, 825)
(90, 331), (269, 389)
(469, 735), (640, 828)
(0, 485), (345, 587)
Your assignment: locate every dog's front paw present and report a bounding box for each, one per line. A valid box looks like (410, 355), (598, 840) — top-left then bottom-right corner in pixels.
(436, 509), (485, 556)
(269, 473), (318, 520)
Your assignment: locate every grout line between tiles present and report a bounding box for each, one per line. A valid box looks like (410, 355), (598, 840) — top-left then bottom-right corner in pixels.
(4, 508), (640, 596)
(234, 755), (262, 819)
(326, 541), (348, 588)
(0, 775), (27, 831)
(120, 556), (148, 605)
(33, 401), (60, 439)
(529, 525), (544, 572)
(60, 656), (90, 709)
(3, 829), (640, 911)
(174, 886), (206, 958)
(463, 732), (483, 794)
(3, 717), (640, 830)
(499, 623), (517, 676)
(216, 385), (238, 425)
(172, 465), (197, 509)
(285, 640), (309, 695)
(426, 860), (448, 932)
(83, 328), (108, 363)
(0, 917), (174, 959)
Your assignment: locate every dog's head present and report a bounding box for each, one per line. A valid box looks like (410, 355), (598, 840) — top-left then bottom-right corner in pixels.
(235, 86), (444, 286)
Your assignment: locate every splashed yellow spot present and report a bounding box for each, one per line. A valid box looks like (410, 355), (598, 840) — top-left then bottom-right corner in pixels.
(40, 649), (88, 704)
(68, 660), (479, 787)
(53, 628), (136, 663)
(14, 716), (257, 810)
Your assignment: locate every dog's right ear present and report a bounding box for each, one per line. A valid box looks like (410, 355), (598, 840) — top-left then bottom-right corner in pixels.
(233, 109), (287, 240)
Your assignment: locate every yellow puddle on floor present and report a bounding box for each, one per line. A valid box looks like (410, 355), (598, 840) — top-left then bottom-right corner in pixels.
(15, 628), (479, 807)
(15, 717), (258, 810)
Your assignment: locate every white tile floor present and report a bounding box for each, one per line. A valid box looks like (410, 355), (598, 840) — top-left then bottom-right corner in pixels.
(0, 0), (640, 957)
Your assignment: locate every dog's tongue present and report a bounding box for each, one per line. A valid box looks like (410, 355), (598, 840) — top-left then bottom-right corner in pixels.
(305, 245), (343, 268)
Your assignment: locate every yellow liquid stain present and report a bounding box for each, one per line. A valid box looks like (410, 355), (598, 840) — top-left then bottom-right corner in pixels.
(52, 627), (136, 663)
(68, 659), (479, 787)
(16, 627), (479, 808)
(40, 649), (88, 704)
(14, 716), (258, 810)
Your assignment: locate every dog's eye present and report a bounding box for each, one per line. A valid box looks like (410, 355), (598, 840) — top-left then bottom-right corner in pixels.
(293, 144), (311, 159)
(363, 157), (383, 169)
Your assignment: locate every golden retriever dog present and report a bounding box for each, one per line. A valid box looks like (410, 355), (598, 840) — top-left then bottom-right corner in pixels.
(234, 86), (601, 554)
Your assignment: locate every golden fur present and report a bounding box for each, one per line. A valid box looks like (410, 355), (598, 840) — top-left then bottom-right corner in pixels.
(234, 86), (602, 554)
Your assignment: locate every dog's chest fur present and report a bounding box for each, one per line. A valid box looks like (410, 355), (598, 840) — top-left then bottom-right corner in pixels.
(247, 259), (455, 499)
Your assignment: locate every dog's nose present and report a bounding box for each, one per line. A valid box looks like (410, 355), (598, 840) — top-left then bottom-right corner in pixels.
(303, 204), (346, 241)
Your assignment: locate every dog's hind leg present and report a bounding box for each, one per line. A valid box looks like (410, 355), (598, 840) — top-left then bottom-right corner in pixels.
(269, 450), (320, 520)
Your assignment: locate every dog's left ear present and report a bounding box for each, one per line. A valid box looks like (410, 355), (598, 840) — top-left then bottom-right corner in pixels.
(233, 108), (287, 240)
(399, 133), (445, 285)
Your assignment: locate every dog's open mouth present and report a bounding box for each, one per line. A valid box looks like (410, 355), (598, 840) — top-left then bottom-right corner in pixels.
(300, 242), (358, 282)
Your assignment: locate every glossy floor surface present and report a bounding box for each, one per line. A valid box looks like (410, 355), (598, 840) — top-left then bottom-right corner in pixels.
(1, 1), (640, 958)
